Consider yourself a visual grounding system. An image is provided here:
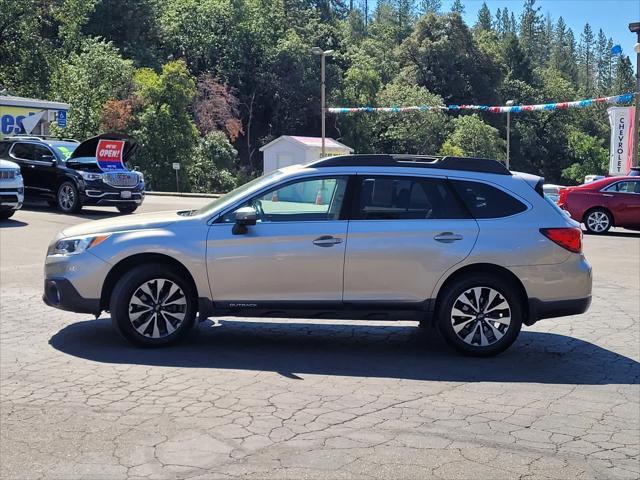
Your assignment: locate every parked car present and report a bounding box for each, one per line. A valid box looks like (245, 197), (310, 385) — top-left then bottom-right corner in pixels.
(43, 155), (592, 356)
(0, 134), (144, 214)
(0, 159), (24, 219)
(543, 183), (565, 203)
(584, 175), (606, 183)
(628, 166), (640, 177)
(558, 176), (640, 234)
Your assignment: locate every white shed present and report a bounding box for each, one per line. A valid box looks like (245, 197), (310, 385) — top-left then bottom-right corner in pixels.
(259, 135), (353, 173)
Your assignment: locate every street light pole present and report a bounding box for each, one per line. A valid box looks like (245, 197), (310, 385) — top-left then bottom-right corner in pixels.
(506, 100), (515, 170)
(312, 47), (334, 157)
(629, 22), (640, 168)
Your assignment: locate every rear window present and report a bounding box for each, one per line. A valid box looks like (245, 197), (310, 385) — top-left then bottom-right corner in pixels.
(357, 176), (470, 220)
(451, 180), (527, 219)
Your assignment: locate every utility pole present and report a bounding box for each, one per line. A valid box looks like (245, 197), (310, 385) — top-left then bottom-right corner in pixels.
(312, 47), (334, 157)
(629, 22), (640, 167)
(506, 100), (515, 170)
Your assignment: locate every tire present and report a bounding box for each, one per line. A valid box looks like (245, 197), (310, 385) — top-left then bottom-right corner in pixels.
(583, 208), (612, 234)
(57, 181), (82, 213)
(117, 205), (138, 214)
(110, 264), (196, 347)
(437, 274), (523, 357)
(0, 210), (15, 219)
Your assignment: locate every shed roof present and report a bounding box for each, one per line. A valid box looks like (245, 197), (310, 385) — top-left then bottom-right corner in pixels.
(259, 135), (353, 152)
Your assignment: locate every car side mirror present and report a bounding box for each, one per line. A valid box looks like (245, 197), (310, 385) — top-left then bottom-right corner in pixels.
(232, 206), (257, 235)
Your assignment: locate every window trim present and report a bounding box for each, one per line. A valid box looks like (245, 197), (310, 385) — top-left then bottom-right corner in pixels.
(601, 180), (640, 195)
(213, 174), (352, 225)
(9, 142), (56, 166)
(447, 177), (532, 220)
(350, 173), (472, 221)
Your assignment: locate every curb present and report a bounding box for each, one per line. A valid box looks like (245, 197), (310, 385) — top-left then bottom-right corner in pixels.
(146, 191), (223, 199)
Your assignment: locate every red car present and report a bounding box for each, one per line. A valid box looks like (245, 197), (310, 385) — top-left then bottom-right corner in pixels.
(558, 176), (640, 234)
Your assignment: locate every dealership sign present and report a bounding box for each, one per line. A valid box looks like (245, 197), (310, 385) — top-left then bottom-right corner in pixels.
(607, 106), (635, 176)
(96, 139), (126, 171)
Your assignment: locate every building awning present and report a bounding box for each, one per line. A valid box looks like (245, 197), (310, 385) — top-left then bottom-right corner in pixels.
(0, 95), (69, 111)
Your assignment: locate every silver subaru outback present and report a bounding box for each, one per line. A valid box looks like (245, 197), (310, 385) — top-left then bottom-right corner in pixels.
(43, 155), (592, 356)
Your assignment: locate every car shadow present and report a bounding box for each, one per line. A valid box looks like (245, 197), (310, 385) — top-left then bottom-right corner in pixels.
(0, 218), (28, 227)
(21, 202), (121, 221)
(49, 318), (639, 385)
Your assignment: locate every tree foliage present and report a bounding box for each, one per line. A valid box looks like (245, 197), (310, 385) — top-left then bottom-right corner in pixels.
(1, 0), (634, 191)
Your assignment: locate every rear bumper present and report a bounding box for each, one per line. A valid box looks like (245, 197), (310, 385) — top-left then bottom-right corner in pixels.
(527, 296), (592, 325)
(43, 277), (101, 315)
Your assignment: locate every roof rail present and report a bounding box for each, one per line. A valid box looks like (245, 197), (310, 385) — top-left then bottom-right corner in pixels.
(308, 154), (511, 175)
(2, 135), (45, 142)
(1, 135), (79, 143)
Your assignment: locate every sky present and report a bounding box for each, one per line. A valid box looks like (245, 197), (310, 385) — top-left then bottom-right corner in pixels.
(441, 0), (639, 69)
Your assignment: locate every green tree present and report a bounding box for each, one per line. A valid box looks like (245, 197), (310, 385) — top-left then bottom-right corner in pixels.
(578, 23), (595, 93)
(451, 0), (464, 15)
(561, 129), (608, 184)
(132, 61), (198, 191)
(187, 131), (239, 193)
(519, 0), (542, 61)
(50, 38), (134, 139)
(440, 114), (506, 159)
(418, 0), (441, 15)
(612, 54), (635, 94)
(372, 80), (449, 154)
(475, 2), (492, 32)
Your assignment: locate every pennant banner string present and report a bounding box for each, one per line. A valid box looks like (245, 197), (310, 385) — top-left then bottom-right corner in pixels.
(328, 93), (634, 115)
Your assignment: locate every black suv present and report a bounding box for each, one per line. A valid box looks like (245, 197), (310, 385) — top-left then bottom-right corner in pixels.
(0, 133), (144, 214)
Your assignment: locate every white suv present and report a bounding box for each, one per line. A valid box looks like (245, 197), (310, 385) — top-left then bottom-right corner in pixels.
(0, 159), (24, 219)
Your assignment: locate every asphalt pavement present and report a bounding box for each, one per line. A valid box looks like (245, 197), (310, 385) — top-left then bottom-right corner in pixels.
(0, 197), (638, 480)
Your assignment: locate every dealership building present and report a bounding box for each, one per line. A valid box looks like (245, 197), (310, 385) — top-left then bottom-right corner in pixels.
(0, 95), (69, 138)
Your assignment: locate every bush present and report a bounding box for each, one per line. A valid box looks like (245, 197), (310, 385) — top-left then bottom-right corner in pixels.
(187, 131), (239, 193)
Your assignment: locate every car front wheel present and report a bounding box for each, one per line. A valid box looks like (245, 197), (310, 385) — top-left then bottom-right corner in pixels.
(110, 264), (196, 347)
(57, 181), (82, 213)
(584, 208), (612, 234)
(437, 274), (523, 356)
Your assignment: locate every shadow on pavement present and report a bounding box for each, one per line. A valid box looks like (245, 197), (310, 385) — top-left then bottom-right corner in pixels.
(0, 218), (28, 227)
(584, 229), (640, 238)
(21, 202), (121, 221)
(50, 318), (640, 385)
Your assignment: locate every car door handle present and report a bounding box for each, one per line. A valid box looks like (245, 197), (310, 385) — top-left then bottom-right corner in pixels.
(27, 164), (35, 168)
(434, 232), (464, 242)
(313, 235), (343, 247)
(603, 194), (613, 197)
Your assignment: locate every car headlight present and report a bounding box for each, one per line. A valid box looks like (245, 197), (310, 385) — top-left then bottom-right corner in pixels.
(14, 169), (22, 177)
(136, 171), (144, 183)
(50, 235), (110, 256)
(80, 171), (103, 181)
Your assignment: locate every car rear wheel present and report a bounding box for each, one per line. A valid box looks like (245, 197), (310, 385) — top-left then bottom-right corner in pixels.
(584, 208), (612, 234)
(110, 264), (196, 347)
(437, 274), (523, 356)
(117, 205), (138, 214)
(57, 181), (82, 213)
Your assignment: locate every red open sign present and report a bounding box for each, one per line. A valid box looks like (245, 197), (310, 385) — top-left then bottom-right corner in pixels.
(96, 139), (126, 171)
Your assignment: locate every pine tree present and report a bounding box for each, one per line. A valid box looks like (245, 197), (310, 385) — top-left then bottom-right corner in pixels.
(475, 2), (492, 31)
(539, 13), (554, 65)
(551, 17), (578, 82)
(519, 0), (542, 61)
(510, 12), (517, 34)
(613, 54), (635, 94)
(451, 0), (464, 15)
(595, 29), (610, 94)
(419, 0), (441, 14)
(495, 8), (502, 35)
(579, 23), (595, 93)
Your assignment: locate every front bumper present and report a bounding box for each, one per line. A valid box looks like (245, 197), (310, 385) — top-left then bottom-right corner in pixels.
(79, 179), (144, 207)
(0, 188), (24, 210)
(43, 278), (101, 315)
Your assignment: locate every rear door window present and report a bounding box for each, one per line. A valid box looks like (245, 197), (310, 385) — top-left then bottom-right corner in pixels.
(450, 180), (527, 218)
(10, 143), (35, 161)
(356, 176), (470, 220)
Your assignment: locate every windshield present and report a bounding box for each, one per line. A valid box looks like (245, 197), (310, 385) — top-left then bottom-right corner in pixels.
(196, 170), (285, 216)
(48, 142), (78, 161)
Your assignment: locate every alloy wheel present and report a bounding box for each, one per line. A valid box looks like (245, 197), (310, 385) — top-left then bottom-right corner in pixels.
(128, 278), (187, 338)
(450, 287), (512, 347)
(59, 184), (75, 210)
(586, 211), (610, 233)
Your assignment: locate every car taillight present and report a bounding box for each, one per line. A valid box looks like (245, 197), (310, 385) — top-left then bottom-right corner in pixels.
(558, 188), (569, 205)
(540, 227), (582, 254)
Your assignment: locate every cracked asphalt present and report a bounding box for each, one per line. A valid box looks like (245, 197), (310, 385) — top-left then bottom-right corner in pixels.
(1, 197), (639, 480)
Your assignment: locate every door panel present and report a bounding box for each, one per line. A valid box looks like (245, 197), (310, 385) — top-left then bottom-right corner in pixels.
(344, 219), (478, 302)
(207, 222), (347, 301)
(343, 175), (479, 303)
(206, 175), (350, 303)
(604, 181), (640, 226)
